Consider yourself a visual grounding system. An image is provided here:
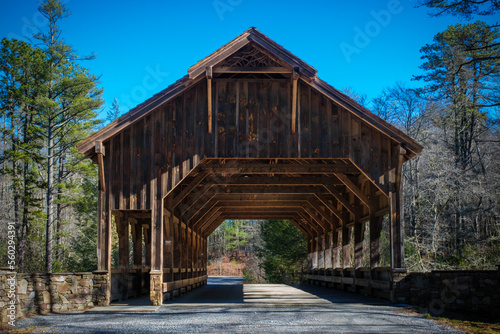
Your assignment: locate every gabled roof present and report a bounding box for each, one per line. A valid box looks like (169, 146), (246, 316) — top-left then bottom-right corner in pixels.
(77, 28), (423, 158)
(187, 27), (317, 80)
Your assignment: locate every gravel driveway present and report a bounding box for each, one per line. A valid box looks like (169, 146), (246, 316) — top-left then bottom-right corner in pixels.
(14, 277), (462, 333)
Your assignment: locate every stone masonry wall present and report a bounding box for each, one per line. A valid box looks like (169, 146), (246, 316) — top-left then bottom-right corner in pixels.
(393, 269), (500, 317)
(0, 270), (97, 324)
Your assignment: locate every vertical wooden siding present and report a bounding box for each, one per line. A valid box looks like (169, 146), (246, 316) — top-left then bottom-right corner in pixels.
(104, 79), (396, 210)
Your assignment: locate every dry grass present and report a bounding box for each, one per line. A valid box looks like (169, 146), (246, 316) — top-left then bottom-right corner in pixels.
(398, 307), (500, 334)
(0, 323), (54, 333)
(423, 314), (500, 334)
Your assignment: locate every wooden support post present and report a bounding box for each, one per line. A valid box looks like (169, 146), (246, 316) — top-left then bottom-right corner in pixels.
(132, 222), (143, 269)
(143, 221), (151, 269)
(95, 141), (106, 192)
(291, 71), (298, 135)
(202, 238), (207, 274)
(173, 216), (180, 280)
(313, 235), (319, 269)
(207, 67), (213, 134)
(307, 237), (312, 269)
(354, 220), (364, 269)
(181, 223), (187, 279)
(332, 230), (341, 269)
(341, 210), (351, 268)
(117, 216), (129, 269)
(149, 184), (164, 305)
(187, 227), (192, 278)
(192, 231), (196, 276)
(197, 236), (201, 274)
(318, 233), (325, 269)
(325, 231), (332, 269)
(370, 215), (383, 269)
(97, 186), (110, 273)
(130, 220), (142, 298)
(95, 141), (110, 306)
(192, 230), (197, 277)
(390, 144), (406, 269)
(164, 214), (174, 282)
(117, 215), (129, 300)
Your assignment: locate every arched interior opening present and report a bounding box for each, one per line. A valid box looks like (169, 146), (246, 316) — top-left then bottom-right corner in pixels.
(107, 157), (398, 304)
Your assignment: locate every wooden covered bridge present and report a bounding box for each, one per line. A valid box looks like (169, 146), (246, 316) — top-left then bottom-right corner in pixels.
(77, 28), (422, 305)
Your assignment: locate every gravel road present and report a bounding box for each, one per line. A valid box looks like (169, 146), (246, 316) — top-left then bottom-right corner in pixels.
(13, 276), (462, 333)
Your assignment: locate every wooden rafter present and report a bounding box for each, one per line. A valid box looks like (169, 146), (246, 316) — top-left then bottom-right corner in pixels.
(198, 163), (357, 174)
(336, 173), (375, 211)
(172, 172), (208, 208)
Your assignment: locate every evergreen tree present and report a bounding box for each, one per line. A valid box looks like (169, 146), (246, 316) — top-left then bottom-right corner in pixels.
(0, 39), (47, 271)
(415, 21), (500, 170)
(417, 0), (499, 19)
(106, 97), (121, 125)
(33, 0), (103, 272)
(256, 220), (307, 283)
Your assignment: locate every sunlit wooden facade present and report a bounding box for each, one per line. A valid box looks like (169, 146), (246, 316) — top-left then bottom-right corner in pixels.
(78, 28), (422, 305)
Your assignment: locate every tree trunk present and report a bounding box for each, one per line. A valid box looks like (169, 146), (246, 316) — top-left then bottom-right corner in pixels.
(46, 120), (54, 273)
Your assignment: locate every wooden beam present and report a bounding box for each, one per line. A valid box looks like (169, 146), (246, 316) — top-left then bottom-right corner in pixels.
(207, 185), (328, 195)
(296, 211), (322, 236)
(390, 144), (405, 269)
(307, 198), (335, 227)
(172, 173), (208, 208)
(207, 67), (213, 135)
(186, 194), (317, 219)
(179, 182), (215, 215)
(202, 217), (223, 238)
(220, 175), (342, 186)
(191, 201), (221, 230)
(213, 66), (291, 74)
(335, 173), (374, 211)
(322, 184), (356, 215)
(199, 163), (358, 174)
(96, 141), (106, 192)
(292, 72), (298, 135)
(197, 207), (223, 232)
(313, 194), (342, 221)
(302, 206), (328, 232)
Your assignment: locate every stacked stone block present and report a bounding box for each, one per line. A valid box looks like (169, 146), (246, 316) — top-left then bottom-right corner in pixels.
(1, 271), (99, 324)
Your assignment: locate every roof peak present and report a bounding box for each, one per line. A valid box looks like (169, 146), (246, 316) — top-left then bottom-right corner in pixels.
(187, 28), (317, 80)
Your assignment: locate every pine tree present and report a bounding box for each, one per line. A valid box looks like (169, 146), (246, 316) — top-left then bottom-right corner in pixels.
(0, 38), (47, 271)
(415, 21), (500, 170)
(33, 0), (103, 272)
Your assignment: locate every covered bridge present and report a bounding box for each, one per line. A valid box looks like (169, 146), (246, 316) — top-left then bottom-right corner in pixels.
(77, 28), (423, 305)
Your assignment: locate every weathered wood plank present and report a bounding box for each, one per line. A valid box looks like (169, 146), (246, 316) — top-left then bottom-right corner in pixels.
(311, 89), (320, 158)
(299, 82), (309, 158)
(217, 81), (227, 157)
(247, 82), (258, 158)
(122, 129), (131, 209)
(258, 81), (268, 158)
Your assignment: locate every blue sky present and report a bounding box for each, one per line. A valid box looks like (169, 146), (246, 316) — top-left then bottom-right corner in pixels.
(0, 0), (493, 119)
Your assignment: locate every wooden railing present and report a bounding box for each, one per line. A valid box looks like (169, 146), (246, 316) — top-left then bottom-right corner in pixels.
(306, 267), (406, 300)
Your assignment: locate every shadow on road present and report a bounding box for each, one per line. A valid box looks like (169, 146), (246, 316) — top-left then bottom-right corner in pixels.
(163, 276), (244, 304)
